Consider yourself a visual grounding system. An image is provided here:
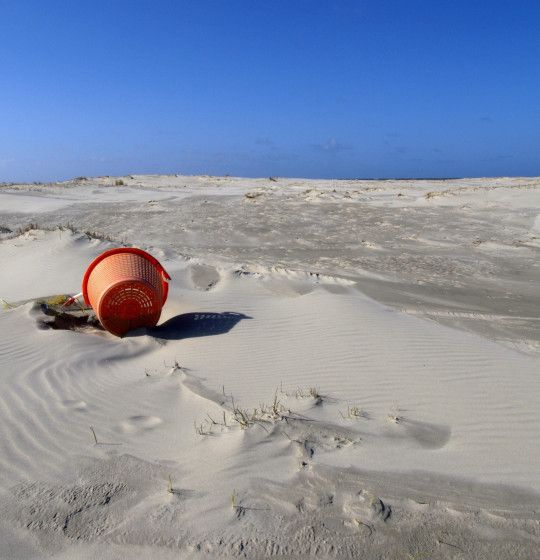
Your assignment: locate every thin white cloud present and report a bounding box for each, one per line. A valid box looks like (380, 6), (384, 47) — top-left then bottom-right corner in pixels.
(311, 138), (352, 153)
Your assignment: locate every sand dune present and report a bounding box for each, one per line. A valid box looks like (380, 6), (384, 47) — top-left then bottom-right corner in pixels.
(0, 177), (539, 558)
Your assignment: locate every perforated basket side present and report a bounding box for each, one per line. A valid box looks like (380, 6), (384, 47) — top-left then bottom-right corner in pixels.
(84, 251), (166, 336)
(82, 247), (170, 307)
(98, 280), (162, 336)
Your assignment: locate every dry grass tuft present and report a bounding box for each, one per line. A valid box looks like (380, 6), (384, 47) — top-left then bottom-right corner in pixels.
(90, 426), (98, 444)
(16, 222), (39, 235)
(42, 294), (70, 306)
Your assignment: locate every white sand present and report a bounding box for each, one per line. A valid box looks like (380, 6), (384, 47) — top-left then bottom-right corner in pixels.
(0, 176), (539, 559)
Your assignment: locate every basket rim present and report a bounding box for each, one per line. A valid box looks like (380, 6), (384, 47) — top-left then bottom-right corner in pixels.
(82, 247), (171, 306)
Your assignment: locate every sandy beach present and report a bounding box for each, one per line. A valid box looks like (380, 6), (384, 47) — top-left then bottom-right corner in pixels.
(0, 175), (539, 559)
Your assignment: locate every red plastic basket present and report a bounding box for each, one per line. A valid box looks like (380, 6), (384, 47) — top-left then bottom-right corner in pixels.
(82, 248), (170, 336)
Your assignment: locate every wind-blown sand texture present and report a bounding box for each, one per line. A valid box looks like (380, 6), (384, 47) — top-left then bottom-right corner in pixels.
(0, 176), (539, 559)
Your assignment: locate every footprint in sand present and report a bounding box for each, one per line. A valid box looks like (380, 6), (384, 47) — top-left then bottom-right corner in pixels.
(118, 415), (163, 433)
(190, 264), (221, 291)
(62, 400), (88, 411)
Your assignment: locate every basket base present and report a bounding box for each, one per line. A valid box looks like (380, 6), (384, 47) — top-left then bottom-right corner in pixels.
(97, 280), (163, 337)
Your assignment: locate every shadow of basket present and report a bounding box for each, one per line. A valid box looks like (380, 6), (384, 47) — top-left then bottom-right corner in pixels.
(148, 311), (251, 340)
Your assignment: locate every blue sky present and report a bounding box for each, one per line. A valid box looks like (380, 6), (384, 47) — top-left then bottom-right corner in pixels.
(1, 1), (539, 181)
